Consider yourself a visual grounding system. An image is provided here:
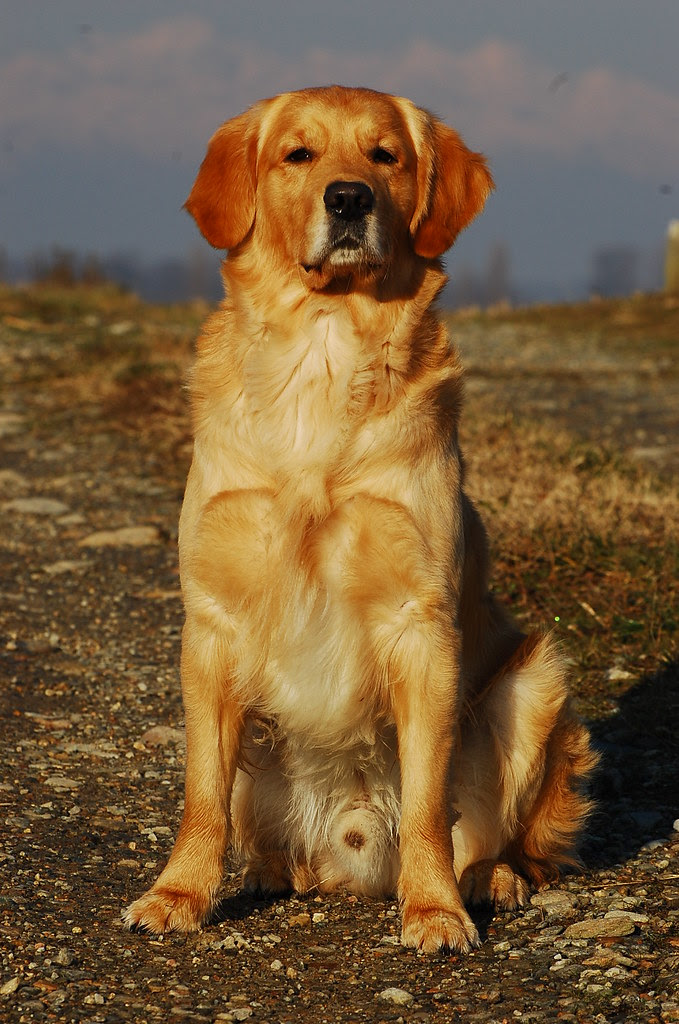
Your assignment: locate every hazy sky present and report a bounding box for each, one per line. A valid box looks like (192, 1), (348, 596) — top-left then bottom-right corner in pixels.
(1, 1), (678, 296)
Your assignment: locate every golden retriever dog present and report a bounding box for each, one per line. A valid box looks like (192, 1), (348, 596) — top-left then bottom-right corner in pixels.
(125, 85), (596, 953)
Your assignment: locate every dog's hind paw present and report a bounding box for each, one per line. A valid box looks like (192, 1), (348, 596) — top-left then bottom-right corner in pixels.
(459, 860), (530, 911)
(241, 852), (294, 897)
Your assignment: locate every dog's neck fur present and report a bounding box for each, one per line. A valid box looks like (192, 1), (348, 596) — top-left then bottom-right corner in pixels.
(222, 249), (449, 377)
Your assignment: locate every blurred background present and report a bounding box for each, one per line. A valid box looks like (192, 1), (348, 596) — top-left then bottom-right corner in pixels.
(1, 0), (677, 306)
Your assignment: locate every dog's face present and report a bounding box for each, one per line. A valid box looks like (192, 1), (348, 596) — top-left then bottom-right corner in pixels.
(256, 89), (419, 285)
(186, 86), (493, 288)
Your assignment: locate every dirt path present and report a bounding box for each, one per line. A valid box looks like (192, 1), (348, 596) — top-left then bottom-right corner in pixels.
(1, 287), (677, 1023)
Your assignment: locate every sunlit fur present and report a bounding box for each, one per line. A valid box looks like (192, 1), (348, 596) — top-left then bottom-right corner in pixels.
(124, 86), (597, 953)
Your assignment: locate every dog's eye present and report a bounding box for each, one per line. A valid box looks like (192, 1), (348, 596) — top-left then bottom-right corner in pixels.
(284, 147), (313, 164)
(371, 147), (397, 165)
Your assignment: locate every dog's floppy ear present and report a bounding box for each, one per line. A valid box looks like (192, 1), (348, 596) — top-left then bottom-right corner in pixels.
(185, 105), (263, 250)
(411, 115), (494, 260)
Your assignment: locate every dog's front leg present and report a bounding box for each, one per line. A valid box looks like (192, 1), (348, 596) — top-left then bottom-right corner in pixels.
(124, 619), (243, 934)
(391, 614), (479, 953)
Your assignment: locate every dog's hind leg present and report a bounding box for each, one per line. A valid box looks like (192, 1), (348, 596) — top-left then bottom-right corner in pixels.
(453, 633), (597, 910)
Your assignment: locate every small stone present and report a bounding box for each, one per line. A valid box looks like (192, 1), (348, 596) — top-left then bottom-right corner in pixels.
(140, 726), (185, 747)
(109, 321), (135, 336)
(79, 525), (161, 548)
(210, 935), (238, 953)
(312, 912), (325, 923)
(673, 819), (679, 833)
(43, 560), (91, 575)
(44, 775), (82, 791)
(5, 497), (69, 516)
(55, 948), (75, 966)
(0, 414), (24, 437)
(0, 977), (20, 995)
(288, 913), (311, 927)
(378, 988), (415, 1006)
(0, 468), (29, 491)
(606, 666), (634, 682)
(605, 909), (648, 924)
(270, 959), (283, 972)
(531, 890), (578, 916)
(564, 916), (636, 939)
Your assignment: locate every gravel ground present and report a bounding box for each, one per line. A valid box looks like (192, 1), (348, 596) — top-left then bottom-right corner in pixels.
(1, 290), (678, 1023)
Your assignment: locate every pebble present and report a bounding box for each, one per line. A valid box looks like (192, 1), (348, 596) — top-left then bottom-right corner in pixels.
(0, 468), (29, 491)
(43, 775), (82, 791)
(43, 559), (91, 575)
(564, 916), (636, 939)
(0, 413), (24, 437)
(5, 496), (70, 516)
(606, 666), (635, 682)
(140, 725), (185, 747)
(531, 890), (578, 916)
(605, 909), (649, 924)
(288, 913), (311, 927)
(378, 988), (415, 1005)
(108, 321), (135, 336)
(0, 977), (20, 995)
(78, 525), (161, 547)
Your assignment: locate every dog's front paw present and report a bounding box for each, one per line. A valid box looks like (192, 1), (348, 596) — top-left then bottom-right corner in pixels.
(401, 903), (480, 953)
(459, 860), (530, 911)
(124, 885), (211, 935)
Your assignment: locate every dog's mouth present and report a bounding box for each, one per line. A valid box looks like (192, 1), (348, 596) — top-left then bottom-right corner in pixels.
(302, 231), (387, 282)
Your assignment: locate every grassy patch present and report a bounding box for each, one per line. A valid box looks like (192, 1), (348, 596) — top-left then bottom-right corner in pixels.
(462, 407), (679, 717)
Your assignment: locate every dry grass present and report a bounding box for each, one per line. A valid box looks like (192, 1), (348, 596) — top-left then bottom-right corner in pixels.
(462, 403), (678, 716)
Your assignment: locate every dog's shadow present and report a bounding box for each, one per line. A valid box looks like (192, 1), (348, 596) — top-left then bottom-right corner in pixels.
(582, 657), (679, 869)
(211, 889), (281, 925)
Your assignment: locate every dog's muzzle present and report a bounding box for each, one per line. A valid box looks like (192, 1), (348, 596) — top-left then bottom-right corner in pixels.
(323, 180), (377, 256)
(303, 179), (385, 278)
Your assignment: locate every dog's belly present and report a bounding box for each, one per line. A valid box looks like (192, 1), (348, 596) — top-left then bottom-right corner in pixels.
(186, 485), (435, 746)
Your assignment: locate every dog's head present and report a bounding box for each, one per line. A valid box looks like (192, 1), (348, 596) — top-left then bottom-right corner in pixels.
(186, 86), (493, 288)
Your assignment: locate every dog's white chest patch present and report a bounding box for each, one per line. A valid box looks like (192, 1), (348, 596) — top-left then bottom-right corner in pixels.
(241, 312), (367, 474)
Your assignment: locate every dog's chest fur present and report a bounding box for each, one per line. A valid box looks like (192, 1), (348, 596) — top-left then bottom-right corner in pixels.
(240, 308), (374, 481)
(182, 288), (459, 744)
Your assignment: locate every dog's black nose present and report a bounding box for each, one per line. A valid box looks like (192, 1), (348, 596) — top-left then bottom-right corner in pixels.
(324, 181), (374, 220)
